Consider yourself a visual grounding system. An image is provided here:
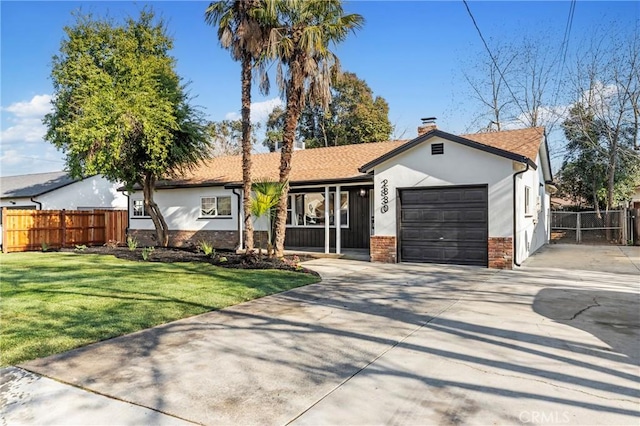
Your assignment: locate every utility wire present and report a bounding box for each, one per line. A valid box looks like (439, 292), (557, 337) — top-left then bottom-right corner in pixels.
(4, 155), (65, 164)
(551, 0), (576, 110)
(462, 0), (528, 121)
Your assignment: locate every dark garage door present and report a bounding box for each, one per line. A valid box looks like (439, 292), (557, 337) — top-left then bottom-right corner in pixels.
(399, 185), (488, 266)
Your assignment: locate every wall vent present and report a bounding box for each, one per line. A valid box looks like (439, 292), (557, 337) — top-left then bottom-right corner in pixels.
(431, 143), (444, 155)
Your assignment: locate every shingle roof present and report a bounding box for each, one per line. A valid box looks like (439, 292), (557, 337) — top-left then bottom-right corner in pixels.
(0, 171), (78, 198)
(157, 126), (545, 188)
(461, 127), (545, 160)
(160, 140), (408, 188)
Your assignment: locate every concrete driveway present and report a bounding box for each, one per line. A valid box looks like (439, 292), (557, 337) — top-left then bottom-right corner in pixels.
(3, 244), (639, 425)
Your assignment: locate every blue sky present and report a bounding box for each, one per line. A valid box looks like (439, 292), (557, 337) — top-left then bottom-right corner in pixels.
(1, 1), (638, 177)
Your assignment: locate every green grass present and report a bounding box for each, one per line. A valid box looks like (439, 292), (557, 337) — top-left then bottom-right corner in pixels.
(0, 252), (319, 366)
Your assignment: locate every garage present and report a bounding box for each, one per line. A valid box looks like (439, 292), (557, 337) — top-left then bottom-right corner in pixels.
(398, 185), (488, 266)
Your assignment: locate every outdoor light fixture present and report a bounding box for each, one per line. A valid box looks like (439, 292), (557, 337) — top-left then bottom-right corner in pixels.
(359, 188), (367, 197)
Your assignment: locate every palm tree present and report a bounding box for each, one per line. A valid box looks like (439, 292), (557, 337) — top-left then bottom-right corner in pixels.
(205, 1), (270, 253)
(250, 179), (286, 257)
(260, 0), (363, 257)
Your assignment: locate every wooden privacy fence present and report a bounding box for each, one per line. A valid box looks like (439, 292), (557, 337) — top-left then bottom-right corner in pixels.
(1, 209), (127, 253)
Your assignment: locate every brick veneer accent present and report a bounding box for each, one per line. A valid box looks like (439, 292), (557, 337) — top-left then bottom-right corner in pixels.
(488, 237), (513, 269)
(370, 236), (397, 263)
(128, 230), (239, 250)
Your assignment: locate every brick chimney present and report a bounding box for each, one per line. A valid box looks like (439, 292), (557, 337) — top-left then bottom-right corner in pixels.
(417, 117), (437, 136)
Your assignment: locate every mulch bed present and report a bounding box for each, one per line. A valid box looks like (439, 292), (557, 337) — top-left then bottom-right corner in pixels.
(59, 246), (319, 276)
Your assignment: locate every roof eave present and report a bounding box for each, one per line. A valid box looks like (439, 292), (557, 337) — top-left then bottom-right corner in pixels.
(122, 175), (375, 192)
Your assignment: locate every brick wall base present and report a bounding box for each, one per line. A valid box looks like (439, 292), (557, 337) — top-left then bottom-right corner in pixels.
(128, 230), (239, 250)
(489, 237), (513, 269)
(370, 236), (397, 263)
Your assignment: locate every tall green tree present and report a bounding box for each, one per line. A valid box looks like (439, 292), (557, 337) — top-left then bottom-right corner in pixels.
(259, 0), (363, 257)
(44, 11), (210, 247)
(206, 119), (260, 156)
(263, 105), (286, 152)
(561, 104), (640, 212)
(564, 30), (640, 210)
(206, 0), (270, 253)
(263, 72), (392, 150)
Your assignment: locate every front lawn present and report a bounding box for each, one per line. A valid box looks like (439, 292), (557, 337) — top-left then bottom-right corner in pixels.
(0, 252), (319, 366)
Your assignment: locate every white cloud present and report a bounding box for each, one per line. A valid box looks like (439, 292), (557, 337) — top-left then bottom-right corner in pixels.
(4, 94), (52, 118)
(0, 94), (64, 176)
(1, 94), (52, 144)
(0, 144), (65, 176)
(224, 97), (283, 123)
(505, 104), (572, 131)
(1, 117), (48, 143)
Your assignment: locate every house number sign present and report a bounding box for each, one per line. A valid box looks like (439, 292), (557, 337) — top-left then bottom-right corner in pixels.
(380, 179), (389, 213)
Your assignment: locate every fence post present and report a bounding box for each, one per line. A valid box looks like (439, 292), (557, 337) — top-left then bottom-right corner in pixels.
(576, 212), (581, 243)
(622, 208), (628, 244)
(61, 210), (66, 248)
(2, 208), (6, 254)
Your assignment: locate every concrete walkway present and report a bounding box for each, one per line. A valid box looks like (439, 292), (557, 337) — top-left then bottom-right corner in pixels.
(2, 244), (639, 425)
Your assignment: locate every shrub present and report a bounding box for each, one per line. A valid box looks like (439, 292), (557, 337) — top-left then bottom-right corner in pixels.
(284, 255), (302, 271)
(141, 246), (155, 261)
(126, 236), (138, 251)
(105, 240), (119, 249)
(41, 242), (50, 252)
(197, 240), (215, 257)
(74, 244), (87, 252)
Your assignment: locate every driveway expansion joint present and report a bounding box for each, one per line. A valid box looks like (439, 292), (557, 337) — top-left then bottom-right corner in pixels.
(13, 366), (201, 426)
(285, 293), (468, 425)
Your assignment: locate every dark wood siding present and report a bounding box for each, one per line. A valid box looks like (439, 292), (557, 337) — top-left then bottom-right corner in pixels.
(399, 185), (488, 266)
(284, 187), (370, 249)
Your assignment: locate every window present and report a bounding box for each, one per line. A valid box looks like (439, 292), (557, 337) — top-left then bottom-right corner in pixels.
(132, 200), (148, 217)
(524, 186), (531, 215)
(431, 143), (444, 155)
(286, 191), (348, 228)
(201, 196), (232, 217)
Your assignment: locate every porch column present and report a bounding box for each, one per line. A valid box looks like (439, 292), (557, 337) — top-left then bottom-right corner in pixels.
(335, 185), (341, 254)
(324, 186), (330, 254)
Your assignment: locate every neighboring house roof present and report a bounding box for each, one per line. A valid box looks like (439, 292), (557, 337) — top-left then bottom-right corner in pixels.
(0, 171), (78, 198)
(360, 127), (545, 173)
(148, 126), (547, 189)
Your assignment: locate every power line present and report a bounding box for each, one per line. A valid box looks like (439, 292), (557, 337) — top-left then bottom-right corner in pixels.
(462, 0), (528, 121)
(3, 155), (65, 164)
(551, 0), (576, 110)
(561, 0), (576, 67)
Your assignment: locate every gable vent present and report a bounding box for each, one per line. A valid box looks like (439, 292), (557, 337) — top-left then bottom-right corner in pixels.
(431, 143), (444, 155)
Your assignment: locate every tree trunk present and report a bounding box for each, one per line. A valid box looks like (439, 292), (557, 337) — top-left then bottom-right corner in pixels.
(241, 52), (254, 253)
(273, 60), (305, 258)
(606, 131), (619, 211)
(142, 172), (169, 247)
(593, 179), (601, 219)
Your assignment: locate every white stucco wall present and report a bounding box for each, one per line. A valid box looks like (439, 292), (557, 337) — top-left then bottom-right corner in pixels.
(514, 153), (550, 264)
(372, 136), (515, 238)
(128, 186), (244, 231)
(37, 176), (127, 210)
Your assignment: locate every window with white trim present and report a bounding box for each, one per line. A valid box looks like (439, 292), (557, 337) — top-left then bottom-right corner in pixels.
(524, 186), (531, 216)
(200, 196), (232, 217)
(132, 200), (149, 217)
(286, 191), (348, 228)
